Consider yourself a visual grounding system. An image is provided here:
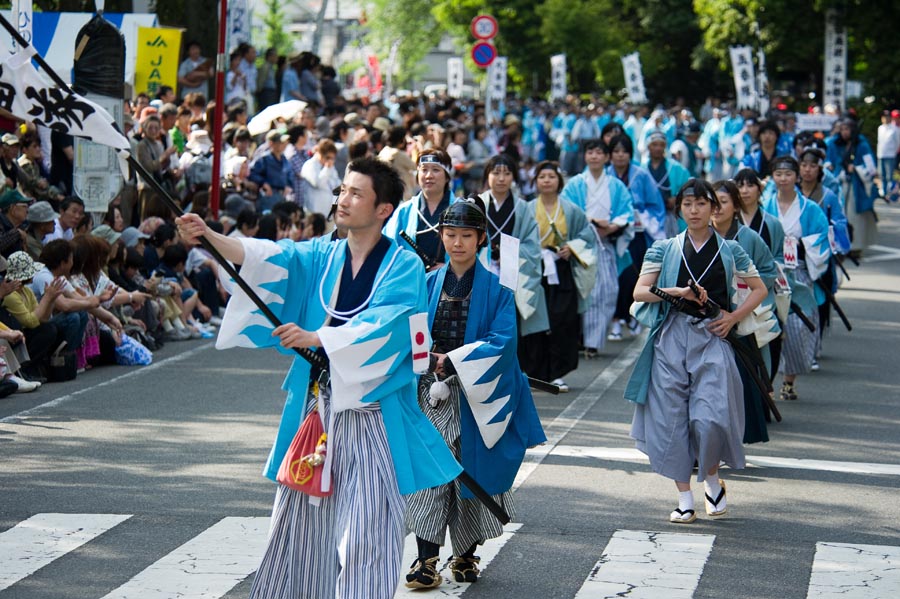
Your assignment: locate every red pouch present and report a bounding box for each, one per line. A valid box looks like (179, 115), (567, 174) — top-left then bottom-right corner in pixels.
(276, 407), (331, 497)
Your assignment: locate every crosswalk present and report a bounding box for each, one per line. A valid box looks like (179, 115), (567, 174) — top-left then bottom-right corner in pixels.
(3, 513), (900, 598)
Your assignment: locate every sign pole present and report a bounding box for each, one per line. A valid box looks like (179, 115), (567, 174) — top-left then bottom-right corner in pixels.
(210, 0), (229, 219)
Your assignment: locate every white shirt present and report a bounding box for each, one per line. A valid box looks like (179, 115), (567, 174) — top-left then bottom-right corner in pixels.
(30, 267), (75, 300)
(877, 123), (899, 158)
(42, 219), (74, 244)
(584, 171), (611, 221)
(300, 157), (341, 216)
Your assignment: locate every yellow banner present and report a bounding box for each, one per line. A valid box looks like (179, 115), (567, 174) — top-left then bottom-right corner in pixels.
(134, 26), (183, 96)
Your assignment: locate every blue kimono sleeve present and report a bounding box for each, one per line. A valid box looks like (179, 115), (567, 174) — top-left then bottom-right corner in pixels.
(560, 174), (587, 211)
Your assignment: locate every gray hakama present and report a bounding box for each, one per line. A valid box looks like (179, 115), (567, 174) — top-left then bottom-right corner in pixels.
(249, 385), (406, 599)
(843, 180), (878, 251)
(630, 311), (746, 483)
(405, 374), (514, 555)
(781, 263), (820, 376)
(582, 238), (620, 351)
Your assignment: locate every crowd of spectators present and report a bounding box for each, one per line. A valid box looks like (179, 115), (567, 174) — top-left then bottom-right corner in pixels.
(0, 36), (888, 399)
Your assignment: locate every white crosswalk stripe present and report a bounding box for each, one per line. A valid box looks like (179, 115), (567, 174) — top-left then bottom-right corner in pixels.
(574, 530), (716, 599)
(0, 513), (132, 591)
(5, 513), (900, 598)
(807, 542), (900, 599)
(394, 523), (522, 597)
(99, 516), (269, 599)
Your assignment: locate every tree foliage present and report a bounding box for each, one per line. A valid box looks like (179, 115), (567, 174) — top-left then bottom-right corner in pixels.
(365, 0), (441, 84)
(261, 0), (292, 57)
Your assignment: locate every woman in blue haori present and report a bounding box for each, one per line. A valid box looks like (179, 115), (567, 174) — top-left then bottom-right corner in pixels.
(561, 139), (634, 356)
(606, 134), (667, 341)
(641, 131), (691, 238)
(825, 118), (879, 254)
(734, 168), (787, 380)
(384, 149), (457, 268)
(711, 180), (780, 444)
(476, 154), (549, 348)
(404, 201), (545, 590)
(798, 145), (851, 369)
(177, 158), (461, 599)
(761, 156), (832, 402)
(520, 161), (597, 392)
(626, 179), (767, 524)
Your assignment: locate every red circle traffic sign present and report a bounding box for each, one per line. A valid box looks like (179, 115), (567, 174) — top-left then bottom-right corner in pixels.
(471, 41), (497, 68)
(471, 14), (499, 40)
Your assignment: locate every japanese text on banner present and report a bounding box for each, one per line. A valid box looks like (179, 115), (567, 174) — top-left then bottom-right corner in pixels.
(134, 26), (183, 96)
(729, 45), (756, 110)
(620, 53), (647, 104)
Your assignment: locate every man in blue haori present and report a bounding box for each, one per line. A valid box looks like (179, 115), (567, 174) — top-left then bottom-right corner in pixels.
(176, 157), (461, 599)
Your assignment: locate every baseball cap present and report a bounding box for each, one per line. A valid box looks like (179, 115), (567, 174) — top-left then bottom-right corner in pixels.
(120, 226), (150, 248)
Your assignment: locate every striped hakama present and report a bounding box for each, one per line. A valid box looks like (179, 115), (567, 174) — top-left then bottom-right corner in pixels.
(631, 312), (746, 483)
(405, 374), (514, 555)
(582, 238), (619, 351)
(781, 264), (820, 376)
(249, 385), (405, 599)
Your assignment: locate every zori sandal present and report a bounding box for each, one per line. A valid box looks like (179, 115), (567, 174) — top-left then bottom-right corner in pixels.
(705, 480), (727, 516)
(669, 508), (697, 524)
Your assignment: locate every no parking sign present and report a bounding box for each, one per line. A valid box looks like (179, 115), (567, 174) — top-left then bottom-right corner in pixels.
(471, 41), (497, 68)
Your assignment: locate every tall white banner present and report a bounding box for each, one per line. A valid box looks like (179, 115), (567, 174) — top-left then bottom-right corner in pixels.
(620, 52), (647, 104)
(488, 56), (507, 101)
(447, 57), (463, 98)
(729, 45), (757, 110)
(10, 0), (33, 53)
(823, 8), (847, 111)
(226, 0), (251, 51)
(756, 47), (770, 115)
(550, 53), (567, 101)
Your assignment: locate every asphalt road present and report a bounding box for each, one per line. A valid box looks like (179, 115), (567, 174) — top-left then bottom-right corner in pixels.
(2, 204), (900, 599)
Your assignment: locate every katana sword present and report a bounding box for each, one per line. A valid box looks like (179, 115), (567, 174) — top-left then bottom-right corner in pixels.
(399, 230), (436, 269)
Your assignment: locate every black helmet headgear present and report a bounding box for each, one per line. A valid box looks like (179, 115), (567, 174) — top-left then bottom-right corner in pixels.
(439, 199), (487, 246)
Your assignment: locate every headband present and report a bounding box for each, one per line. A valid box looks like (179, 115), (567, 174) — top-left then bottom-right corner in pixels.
(772, 158), (799, 174)
(799, 146), (825, 166)
(418, 153), (452, 176)
(647, 131), (667, 145)
(537, 162), (560, 174)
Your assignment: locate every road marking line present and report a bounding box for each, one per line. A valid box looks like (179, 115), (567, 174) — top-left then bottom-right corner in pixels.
(394, 523), (522, 597)
(807, 542), (900, 599)
(863, 244), (900, 263)
(0, 342), (214, 425)
(513, 339), (642, 491)
(574, 529), (716, 599)
(542, 445), (900, 477)
(0, 513), (131, 591)
(99, 516), (269, 599)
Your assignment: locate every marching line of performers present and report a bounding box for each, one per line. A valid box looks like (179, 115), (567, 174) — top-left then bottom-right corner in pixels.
(177, 135), (856, 596)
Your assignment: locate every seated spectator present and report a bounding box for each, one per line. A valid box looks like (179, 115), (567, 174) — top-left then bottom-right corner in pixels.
(255, 212), (291, 241)
(16, 131), (61, 204)
(271, 200), (304, 241)
(0, 133), (21, 195)
(0, 189), (29, 258)
(120, 226), (150, 254)
(25, 201), (58, 260)
(1, 251), (66, 379)
(184, 222), (224, 324)
(248, 129), (292, 213)
(154, 244), (214, 338)
(229, 208), (260, 238)
(43, 196), (85, 243)
(302, 212), (326, 239)
(102, 204), (125, 233)
(33, 239), (117, 366)
(143, 222), (177, 276)
(0, 273), (40, 392)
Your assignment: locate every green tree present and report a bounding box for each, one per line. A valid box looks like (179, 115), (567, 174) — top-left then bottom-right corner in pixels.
(261, 0), (293, 57)
(365, 0), (441, 85)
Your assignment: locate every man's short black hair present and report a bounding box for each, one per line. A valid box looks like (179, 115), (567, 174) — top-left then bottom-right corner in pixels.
(38, 239), (73, 270)
(346, 157), (405, 211)
(60, 196), (85, 212)
(150, 223), (177, 248)
(162, 243), (188, 269)
(583, 139), (609, 154)
(287, 125), (307, 145)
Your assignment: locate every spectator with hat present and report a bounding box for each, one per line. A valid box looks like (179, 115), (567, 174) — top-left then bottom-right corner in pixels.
(120, 227), (150, 254)
(0, 133), (21, 194)
(249, 130), (293, 212)
(0, 189), (29, 258)
(1, 251), (67, 380)
(24, 201), (57, 260)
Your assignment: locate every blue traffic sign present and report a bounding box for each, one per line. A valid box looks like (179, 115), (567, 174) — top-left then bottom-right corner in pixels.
(471, 41), (497, 68)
